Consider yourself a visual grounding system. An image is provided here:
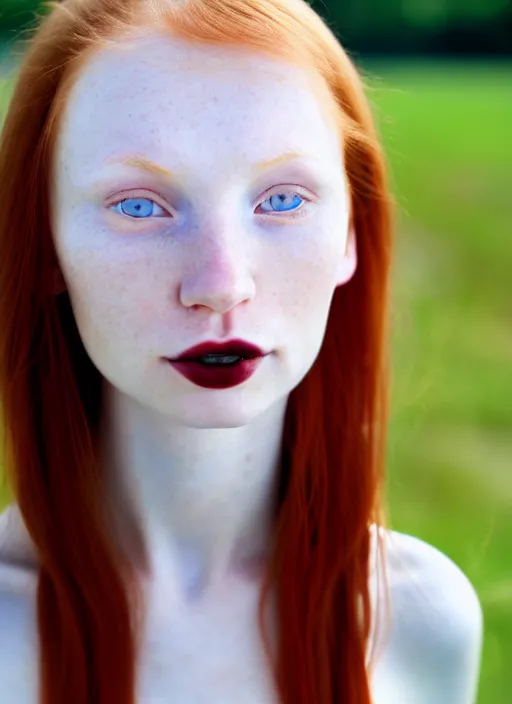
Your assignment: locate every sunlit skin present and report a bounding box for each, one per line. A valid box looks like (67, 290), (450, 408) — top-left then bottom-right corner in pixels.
(0, 26), (484, 704)
(51, 32), (356, 600)
(45, 32), (357, 699)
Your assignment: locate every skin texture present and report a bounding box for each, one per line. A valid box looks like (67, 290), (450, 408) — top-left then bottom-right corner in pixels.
(0, 32), (483, 704)
(51, 33), (356, 597)
(0, 506), (484, 703)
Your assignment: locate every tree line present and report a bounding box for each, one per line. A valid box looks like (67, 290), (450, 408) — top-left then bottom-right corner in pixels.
(1, 0), (510, 55)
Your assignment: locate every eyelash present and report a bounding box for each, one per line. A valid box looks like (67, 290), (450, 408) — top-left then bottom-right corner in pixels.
(106, 187), (313, 221)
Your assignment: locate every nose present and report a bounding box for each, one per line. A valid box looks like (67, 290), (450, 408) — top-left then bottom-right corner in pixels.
(179, 232), (256, 314)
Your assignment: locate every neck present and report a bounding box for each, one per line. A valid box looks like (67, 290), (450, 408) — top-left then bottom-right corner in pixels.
(101, 385), (287, 600)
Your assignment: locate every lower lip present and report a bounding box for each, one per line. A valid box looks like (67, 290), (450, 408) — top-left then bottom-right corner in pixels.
(166, 356), (266, 389)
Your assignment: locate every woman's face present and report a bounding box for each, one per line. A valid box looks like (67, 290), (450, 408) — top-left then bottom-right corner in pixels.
(51, 32), (356, 428)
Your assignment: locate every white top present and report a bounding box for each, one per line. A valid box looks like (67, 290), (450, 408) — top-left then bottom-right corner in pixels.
(0, 505), (483, 703)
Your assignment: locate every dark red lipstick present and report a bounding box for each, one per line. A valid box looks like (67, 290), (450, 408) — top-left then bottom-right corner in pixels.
(165, 339), (269, 389)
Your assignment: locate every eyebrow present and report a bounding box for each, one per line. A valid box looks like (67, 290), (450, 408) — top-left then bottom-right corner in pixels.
(104, 151), (310, 179)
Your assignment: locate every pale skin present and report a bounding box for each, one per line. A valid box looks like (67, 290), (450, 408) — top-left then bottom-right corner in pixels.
(0, 32), (483, 702)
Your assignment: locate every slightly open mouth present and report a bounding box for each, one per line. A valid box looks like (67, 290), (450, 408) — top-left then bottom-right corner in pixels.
(187, 353), (250, 366)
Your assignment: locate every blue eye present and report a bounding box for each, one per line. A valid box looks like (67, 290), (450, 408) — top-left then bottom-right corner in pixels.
(260, 193), (304, 214)
(110, 191), (306, 220)
(111, 198), (166, 219)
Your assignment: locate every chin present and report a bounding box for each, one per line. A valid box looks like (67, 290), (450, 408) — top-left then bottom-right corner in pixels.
(173, 399), (269, 429)
(160, 385), (289, 430)
(179, 416), (253, 430)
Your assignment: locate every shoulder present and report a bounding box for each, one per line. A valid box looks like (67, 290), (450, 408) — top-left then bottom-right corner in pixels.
(0, 503), (39, 580)
(368, 526), (483, 704)
(0, 504), (39, 701)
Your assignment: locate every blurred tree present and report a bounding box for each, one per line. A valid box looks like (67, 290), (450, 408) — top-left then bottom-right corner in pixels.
(0, 0), (43, 38)
(0, 2), (510, 76)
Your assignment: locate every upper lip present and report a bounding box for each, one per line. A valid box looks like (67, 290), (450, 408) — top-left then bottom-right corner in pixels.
(169, 339), (267, 362)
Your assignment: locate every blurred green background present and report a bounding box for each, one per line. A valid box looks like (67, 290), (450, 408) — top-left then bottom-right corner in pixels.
(0, 1), (511, 702)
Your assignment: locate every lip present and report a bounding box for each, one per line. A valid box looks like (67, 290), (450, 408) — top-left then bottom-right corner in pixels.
(164, 338), (269, 390)
(170, 339), (266, 362)
(167, 356), (266, 389)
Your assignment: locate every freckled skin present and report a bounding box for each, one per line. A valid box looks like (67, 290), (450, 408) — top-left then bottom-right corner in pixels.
(0, 24), (483, 704)
(51, 33), (356, 429)
(49, 31), (358, 702)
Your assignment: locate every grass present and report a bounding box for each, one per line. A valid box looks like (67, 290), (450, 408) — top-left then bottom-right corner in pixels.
(364, 60), (512, 703)
(1, 58), (511, 702)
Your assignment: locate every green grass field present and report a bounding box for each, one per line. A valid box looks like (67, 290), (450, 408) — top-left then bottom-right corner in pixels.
(1, 59), (511, 702)
(364, 61), (512, 703)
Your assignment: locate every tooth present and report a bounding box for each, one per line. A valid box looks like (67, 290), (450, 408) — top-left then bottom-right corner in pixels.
(201, 354), (242, 364)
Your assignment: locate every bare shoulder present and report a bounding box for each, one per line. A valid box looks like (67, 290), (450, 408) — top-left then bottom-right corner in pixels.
(0, 503), (39, 586)
(0, 504), (39, 701)
(368, 526), (484, 704)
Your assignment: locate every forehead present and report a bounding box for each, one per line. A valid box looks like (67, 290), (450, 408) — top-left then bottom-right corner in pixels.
(56, 32), (342, 175)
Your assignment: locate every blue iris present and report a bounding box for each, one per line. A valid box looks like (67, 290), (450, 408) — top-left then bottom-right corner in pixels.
(114, 198), (157, 218)
(265, 193), (304, 212)
(112, 192), (304, 219)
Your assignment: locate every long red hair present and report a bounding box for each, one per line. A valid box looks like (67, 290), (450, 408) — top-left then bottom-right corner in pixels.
(0, 0), (394, 702)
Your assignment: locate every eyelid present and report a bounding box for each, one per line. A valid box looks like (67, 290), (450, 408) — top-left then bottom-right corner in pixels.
(105, 188), (173, 213)
(105, 184), (316, 217)
(257, 183), (314, 201)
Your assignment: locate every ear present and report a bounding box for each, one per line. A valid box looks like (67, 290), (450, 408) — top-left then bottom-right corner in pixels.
(335, 223), (357, 287)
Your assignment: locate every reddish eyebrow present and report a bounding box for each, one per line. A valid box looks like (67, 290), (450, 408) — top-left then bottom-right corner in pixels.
(105, 151), (309, 179)
(105, 156), (178, 179)
(253, 151), (308, 172)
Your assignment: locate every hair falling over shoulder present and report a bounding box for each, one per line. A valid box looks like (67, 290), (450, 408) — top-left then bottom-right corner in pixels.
(0, 0), (394, 702)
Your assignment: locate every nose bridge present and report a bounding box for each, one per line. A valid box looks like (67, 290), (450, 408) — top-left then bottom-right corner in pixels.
(179, 219), (255, 313)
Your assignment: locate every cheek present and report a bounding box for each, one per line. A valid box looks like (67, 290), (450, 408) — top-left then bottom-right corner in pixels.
(268, 230), (344, 319)
(59, 244), (164, 347)
(54, 202), (168, 326)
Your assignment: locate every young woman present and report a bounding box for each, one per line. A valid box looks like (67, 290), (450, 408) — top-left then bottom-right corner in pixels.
(0, 0), (483, 702)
